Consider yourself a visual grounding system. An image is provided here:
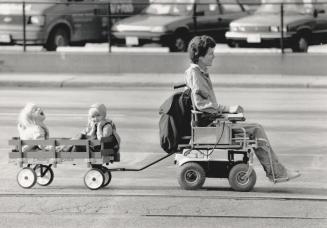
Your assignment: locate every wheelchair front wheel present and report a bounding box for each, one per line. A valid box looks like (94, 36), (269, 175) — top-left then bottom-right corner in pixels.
(228, 163), (256, 192)
(177, 162), (206, 190)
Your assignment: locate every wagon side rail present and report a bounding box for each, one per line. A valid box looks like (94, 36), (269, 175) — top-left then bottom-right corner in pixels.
(8, 138), (117, 167)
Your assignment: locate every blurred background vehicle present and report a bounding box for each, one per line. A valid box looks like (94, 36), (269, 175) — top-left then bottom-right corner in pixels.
(112, 0), (252, 52)
(225, 0), (327, 52)
(0, 0), (148, 51)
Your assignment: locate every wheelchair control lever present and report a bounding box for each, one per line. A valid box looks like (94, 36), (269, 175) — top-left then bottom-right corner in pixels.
(173, 83), (186, 89)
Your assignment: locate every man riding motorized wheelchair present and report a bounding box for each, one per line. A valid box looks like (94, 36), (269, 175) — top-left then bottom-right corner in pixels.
(160, 84), (258, 192)
(160, 35), (300, 191)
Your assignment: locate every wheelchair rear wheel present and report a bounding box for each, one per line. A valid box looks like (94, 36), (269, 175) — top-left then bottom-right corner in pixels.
(228, 163), (256, 192)
(177, 162), (206, 190)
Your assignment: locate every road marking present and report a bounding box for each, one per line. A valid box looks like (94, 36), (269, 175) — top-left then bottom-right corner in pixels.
(0, 192), (325, 201)
(145, 214), (327, 220)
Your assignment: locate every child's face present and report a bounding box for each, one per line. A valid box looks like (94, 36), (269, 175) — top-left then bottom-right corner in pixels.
(88, 109), (105, 124)
(31, 105), (46, 122)
(199, 47), (215, 67)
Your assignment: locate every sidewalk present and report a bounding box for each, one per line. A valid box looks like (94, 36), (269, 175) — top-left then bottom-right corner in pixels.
(1, 73), (327, 88)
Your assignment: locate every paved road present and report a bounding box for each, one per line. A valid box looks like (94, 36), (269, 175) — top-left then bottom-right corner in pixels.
(0, 87), (326, 227)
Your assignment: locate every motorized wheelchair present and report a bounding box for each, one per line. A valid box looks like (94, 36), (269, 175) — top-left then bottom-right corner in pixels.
(174, 85), (259, 192)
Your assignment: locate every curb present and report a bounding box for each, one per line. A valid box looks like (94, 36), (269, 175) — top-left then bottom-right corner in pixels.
(1, 73), (327, 88)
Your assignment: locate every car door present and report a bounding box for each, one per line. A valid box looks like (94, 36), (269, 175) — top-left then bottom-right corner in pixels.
(194, 0), (222, 40)
(67, 0), (103, 41)
(312, 4), (327, 44)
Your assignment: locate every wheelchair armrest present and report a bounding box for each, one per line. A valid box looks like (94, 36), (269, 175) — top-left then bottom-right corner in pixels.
(191, 110), (203, 114)
(226, 113), (246, 122)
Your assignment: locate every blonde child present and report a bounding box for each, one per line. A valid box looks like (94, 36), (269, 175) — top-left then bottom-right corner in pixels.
(68, 103), (121, 152)
(17, 103), (50, 152)
(81, 103), (120, 143)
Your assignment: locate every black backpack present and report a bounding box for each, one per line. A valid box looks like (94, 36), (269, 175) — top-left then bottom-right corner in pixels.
(159, 88), (192, 153)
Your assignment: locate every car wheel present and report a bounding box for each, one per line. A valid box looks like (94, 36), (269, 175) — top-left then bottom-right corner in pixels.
(227, 40), (240, 48)
(292, 35), (309, 53)
(169, 34), (188, 52)
(45, 27), (70, 51)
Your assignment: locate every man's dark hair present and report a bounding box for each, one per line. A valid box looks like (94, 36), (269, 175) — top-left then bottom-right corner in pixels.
(187, 35), (216, 64)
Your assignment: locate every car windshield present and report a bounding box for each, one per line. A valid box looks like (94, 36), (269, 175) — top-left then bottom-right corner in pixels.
(145, 0), (194, 16)
(256, 0), (314, 14)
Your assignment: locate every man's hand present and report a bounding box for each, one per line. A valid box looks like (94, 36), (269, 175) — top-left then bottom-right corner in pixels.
(229, 105), (244, 114)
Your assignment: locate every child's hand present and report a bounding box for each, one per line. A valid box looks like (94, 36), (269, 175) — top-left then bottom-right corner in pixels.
(97, 120), (106, 130)
(89, 122), (97, 135)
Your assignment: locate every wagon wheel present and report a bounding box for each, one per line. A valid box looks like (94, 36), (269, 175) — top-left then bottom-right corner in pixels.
(34, 164), (54, 186)
(101, 166), (112, 187)
(84, 168), (105, 190)
(177, 162), (206, 190)
(17, 167), (37, 189)
(228, 163), (256, 192)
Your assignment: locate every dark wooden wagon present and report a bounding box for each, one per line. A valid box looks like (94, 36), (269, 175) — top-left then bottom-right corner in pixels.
(9, 137), (120, 190)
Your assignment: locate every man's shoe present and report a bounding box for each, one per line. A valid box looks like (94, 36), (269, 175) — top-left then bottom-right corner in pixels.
(270, 170), (301, 183)
(287, 169), (301, 180)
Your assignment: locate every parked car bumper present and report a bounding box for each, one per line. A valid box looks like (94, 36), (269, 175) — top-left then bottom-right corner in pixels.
(0, 25), (45, 45)
(112, 31), (173, 46)
(225, 31), (296, 47)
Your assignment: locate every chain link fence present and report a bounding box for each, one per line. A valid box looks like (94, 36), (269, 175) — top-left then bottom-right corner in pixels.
(0, 0), (326, 53)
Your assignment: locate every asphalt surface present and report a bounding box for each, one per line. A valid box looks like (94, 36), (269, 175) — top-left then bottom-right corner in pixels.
(0, 49), (326, 227)
(0, 86), (326, 227)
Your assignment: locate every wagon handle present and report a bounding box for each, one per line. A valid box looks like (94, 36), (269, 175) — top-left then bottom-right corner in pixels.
(109, 152), (175, 172)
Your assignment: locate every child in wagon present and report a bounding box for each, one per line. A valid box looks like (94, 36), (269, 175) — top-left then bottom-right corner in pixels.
(67, 103), (121, 152)
(82, 103), (120, 143)
(17, 103), (51, 152)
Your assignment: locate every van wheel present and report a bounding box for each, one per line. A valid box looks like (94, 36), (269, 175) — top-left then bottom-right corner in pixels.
(45, 27), (70, 51)
(177, 162), (206, 190)
(292, 34), (309, 53)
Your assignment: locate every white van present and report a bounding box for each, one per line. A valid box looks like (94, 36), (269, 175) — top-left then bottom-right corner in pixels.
(0, 0), (147, 51)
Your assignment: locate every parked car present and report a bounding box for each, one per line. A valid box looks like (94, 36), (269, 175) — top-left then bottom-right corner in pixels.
(112, 0), (250, 52)
(0, 0), (147, 51)
(225, 0), (327, 52)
